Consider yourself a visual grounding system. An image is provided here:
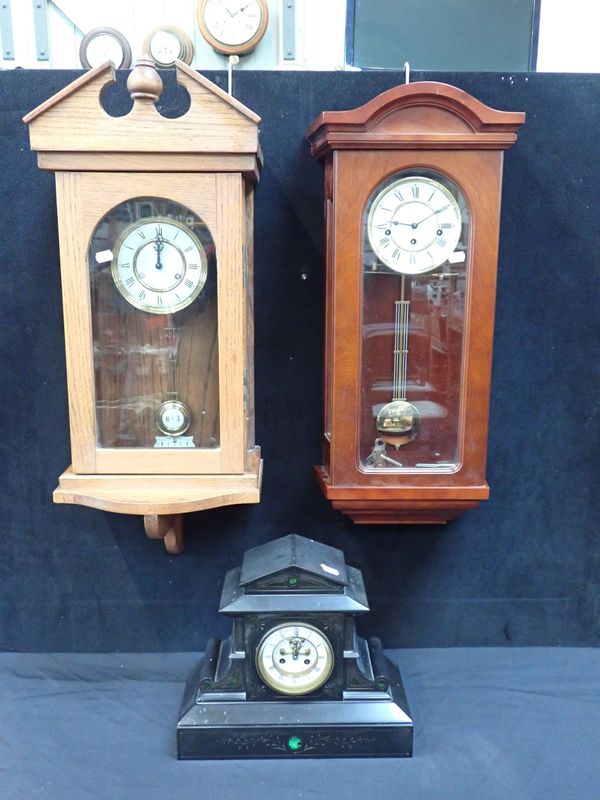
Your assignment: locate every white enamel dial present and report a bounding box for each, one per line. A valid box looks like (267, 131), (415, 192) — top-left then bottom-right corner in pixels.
(149, 30), (183, 65)
(367, 176), (462, 274)
(85, 34), (124, 68)
(111, 217), (207, 314)
(203, 0), (263, 46)
(256, 622), (334, 696)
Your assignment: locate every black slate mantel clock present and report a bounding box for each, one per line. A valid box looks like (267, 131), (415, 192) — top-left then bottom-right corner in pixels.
(177, 534), (413, 759)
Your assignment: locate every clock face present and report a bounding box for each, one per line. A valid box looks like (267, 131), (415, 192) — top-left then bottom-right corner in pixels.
(144, 26), (194, 67)
(256, 622), (334, 696)
(112, 217), (208, 314)
(150, 30), (183, 64)
(79, 27), (132, 70)
(155, 400), (192, 436)
(199, 0), (267, 52)
(367, 176), (462, 275)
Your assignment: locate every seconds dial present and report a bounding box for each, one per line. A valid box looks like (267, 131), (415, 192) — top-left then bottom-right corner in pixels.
(112, 218), (207, 314)
(256, 622), (334, 696)
(367, 175), (462, 274)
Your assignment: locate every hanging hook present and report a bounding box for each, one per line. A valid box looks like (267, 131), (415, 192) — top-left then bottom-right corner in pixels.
(404, 61), (410, 84)
(227, 54), (239, 96)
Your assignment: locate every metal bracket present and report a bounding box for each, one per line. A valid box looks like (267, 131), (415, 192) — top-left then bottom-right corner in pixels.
(32, 0), (49, 61)
(0, 0), (14, 60)
(282, 0), (296, 61)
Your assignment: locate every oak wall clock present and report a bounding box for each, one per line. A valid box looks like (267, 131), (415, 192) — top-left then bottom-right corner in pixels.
(24, 56), (263, 552)
(306, 82), (524, 524)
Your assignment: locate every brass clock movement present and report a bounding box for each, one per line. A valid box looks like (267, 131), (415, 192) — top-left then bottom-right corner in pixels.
(24, 57), (263, 552)
(178, 534), (413, 759)
(307, 82), (525, 524)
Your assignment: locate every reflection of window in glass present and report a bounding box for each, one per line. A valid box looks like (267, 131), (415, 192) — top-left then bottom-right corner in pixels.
(88, 197), (219, 450)
(359, 170), (470, 472)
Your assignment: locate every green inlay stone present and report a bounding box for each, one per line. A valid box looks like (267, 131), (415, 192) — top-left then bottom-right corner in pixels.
(287, 736), (303, 751)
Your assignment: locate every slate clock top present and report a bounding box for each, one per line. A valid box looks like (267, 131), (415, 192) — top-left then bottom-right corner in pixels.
(240, 534), (348, 587)
(218, 534), (369, 615)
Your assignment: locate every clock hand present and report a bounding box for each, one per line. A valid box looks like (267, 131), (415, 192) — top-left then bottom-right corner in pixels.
(215, 0), (234, 16)
(381, 204), (452, 232)
(414, 204), (450, 227)
(154, 227), (165, 270)
(232, 1), (253, 14)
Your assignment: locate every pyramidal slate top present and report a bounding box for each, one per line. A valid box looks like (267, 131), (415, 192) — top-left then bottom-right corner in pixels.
(239, 534), (348, 587)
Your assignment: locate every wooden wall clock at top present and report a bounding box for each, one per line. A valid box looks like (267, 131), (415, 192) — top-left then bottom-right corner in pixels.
(79, 27), (132, 70)
(24, 56), (263, 553)
(197, 0), (269, 56)
(306, 82), (525, 525)
(143, 26), (194, 68)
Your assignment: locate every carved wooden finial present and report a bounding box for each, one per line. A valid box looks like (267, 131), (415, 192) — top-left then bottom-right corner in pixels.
(127, 54), (163, 102)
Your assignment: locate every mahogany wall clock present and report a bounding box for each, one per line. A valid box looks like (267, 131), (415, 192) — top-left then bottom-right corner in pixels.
(306, 82), (524, 524)
(24, 56), (263, 552)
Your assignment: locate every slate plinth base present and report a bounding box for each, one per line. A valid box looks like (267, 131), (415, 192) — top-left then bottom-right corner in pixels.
(177, 644), (413, 759)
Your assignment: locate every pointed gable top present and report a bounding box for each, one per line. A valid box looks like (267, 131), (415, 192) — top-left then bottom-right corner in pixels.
(24, 57), (260, 158)
(240, 533), (348, 587)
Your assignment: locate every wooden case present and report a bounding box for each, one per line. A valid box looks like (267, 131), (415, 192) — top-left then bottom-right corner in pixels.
(24, 58), (263, 551)
(306, 83), (524, 525)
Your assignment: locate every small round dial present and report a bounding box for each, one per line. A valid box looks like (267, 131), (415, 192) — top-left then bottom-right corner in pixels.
(79, 27), (132, 70)
(198, 0), (269, 55)
(256, 622), (334, 696)
(367, 176), (462, 274)
(112, 217), (207, 314)
(144, 26), (194, 67)
(155, 400), (192, 436)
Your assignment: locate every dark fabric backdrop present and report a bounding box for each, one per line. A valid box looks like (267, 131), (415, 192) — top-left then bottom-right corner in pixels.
(0, 69), (598, 652)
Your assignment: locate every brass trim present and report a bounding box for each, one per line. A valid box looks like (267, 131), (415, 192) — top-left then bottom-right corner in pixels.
(111, 216), (208, 315)
(366, 174), (462, 274)
(255, 621), (335, 696)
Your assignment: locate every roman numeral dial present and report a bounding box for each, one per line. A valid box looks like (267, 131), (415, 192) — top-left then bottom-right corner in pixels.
(111, 216), (208, 314)
(367, 175), (463, 274)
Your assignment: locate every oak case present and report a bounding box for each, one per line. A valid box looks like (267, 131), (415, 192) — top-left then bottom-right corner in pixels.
(24, 58), (262, 551)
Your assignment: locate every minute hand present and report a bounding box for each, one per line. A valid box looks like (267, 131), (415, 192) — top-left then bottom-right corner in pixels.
(415, 204), (450, 226)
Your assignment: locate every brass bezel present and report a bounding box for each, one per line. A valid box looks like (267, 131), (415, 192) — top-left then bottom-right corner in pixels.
(197, 0), (269, 56)
(155, 399), (192, 437)
(256, 621), (335, 696)
(366, 175), (462, 275)
(111, 216), (208, 315)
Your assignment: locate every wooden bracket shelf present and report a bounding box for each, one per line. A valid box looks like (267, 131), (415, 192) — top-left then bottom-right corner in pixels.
(53, 456), (262, 553)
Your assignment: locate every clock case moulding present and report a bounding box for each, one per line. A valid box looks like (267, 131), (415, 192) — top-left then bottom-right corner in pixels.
(178, 534), (413, 759)
(24, 57), (263, 553)
(306, 82), (525, 525)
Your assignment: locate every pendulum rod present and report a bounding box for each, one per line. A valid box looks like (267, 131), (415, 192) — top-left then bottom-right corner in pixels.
(164, 316), (178, 399)
(392, 275), (410, 402)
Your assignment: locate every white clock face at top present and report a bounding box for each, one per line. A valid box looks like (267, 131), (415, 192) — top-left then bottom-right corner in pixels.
(203, 0), (264, 46)
(112, 218), (207, 314)
(149, 30), (183, 65)
(256, 622), (334, 696)
(367, 175), (462, 275)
